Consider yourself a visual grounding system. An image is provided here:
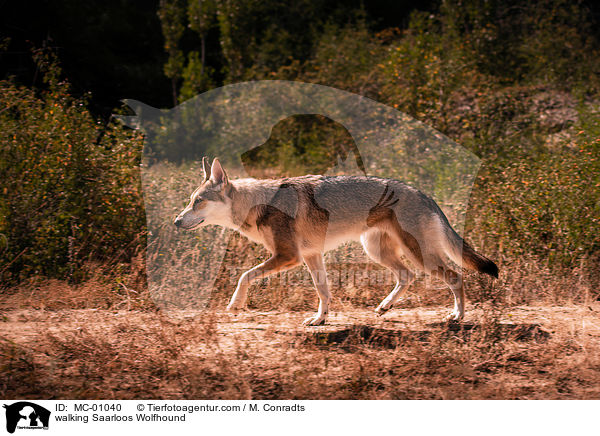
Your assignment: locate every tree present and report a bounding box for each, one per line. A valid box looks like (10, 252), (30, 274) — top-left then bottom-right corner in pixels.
(158, 0), (187, 105)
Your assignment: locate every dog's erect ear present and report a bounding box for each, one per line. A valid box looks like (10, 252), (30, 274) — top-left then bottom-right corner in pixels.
(210, 158), (228, 186)
(202, 156), (211, 182)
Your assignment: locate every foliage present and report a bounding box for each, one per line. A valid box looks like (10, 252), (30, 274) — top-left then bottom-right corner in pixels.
(0, 52), (145, 282)
(215, 0), (334, 81)
(467, 105), (600, 270)
(240, 115), (355, 178)
(1, 0), (600, 293)
(302, 20), (385, 96)
(158, 0), (187, 105)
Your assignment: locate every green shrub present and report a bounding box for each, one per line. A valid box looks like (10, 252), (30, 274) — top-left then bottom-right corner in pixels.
(467, 104), (600, 273)
(0, 52), (145, 282)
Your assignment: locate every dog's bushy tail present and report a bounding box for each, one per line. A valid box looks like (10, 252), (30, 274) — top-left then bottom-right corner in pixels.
(442, 221), (499, 278)
(460, 241), (499, 278)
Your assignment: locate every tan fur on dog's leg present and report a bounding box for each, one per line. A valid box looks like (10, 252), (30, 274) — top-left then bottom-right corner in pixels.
(227, 254), (300, 311)
(361, 230), (415, 315)
(430, 267), (464, 321)
(302, 254), (331, 326)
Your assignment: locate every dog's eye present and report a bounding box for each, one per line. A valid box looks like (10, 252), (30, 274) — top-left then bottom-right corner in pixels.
(194, 197), (203, 205)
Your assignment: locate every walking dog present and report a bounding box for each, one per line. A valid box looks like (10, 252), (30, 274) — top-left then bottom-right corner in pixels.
(174, 157), (498, 325)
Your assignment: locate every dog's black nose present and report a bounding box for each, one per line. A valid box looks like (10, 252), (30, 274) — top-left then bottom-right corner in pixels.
(174, 218), (182, 227)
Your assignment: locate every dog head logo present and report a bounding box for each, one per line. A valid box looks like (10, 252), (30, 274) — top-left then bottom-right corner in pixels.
(117, 81), (481, 312)
(3, 402), (50, 433)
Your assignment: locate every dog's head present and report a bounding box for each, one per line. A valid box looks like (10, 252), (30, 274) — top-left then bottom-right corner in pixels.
(174, 157), (233, 230)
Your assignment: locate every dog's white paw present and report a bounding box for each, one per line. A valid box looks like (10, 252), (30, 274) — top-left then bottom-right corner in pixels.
(303, 314), (327, 326)
(375, 303), (391, 316)
(444, 310), (464, 323)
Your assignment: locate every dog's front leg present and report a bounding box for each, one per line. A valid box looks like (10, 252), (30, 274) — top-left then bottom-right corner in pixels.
(302, 254), (331, 326)
(226, 254), (300, 312)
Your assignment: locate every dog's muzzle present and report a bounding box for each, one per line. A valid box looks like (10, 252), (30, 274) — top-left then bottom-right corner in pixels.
(174, 217), (204, 229)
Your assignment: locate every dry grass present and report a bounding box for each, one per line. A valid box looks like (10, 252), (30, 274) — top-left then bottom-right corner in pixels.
(1, 236), (598, 400)
(1, 297), (600, 399)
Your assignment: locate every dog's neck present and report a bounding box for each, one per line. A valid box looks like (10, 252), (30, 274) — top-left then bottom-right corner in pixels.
(226, 178), (282, 230)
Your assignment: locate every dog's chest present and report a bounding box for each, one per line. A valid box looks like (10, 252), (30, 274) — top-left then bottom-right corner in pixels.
(237, 223), (267, 246)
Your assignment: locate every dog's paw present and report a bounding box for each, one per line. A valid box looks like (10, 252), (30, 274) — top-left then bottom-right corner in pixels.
(374, 304), (391, 316)
(444, 310), (464, 323)
(303, 314), (327, 326)
(226, 303), (245, 313)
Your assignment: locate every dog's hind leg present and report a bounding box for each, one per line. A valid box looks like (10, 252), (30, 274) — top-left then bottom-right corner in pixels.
(303, 253), (331, 326)
(430, 266), (464, 322)
(226, 253), (301, 312)
(361, 230), (415, 315)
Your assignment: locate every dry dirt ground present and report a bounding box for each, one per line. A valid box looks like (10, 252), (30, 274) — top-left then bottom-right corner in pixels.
(2, 304), (600, 399)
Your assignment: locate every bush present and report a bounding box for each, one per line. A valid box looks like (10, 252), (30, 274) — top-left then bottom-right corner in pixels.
(467, 103), (600, 281)
(0, 52), (145, 282)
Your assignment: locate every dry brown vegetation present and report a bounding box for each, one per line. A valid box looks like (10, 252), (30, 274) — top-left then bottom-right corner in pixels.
(1, 254), (599, 400)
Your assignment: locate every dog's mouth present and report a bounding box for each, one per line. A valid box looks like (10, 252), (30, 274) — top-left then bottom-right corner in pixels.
(182, 219), (205, 230)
